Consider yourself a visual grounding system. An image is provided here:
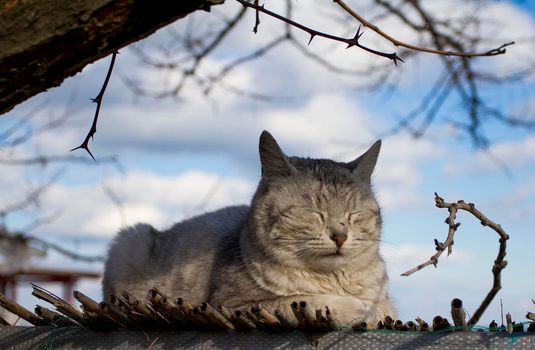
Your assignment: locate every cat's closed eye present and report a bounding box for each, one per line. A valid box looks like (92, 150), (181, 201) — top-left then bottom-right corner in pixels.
(349, 211), (366, 225)
(311, 211), (326, 226)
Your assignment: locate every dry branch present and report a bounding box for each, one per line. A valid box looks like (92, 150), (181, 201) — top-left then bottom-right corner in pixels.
(451, 298), (467, 330)
(70, 52), (118, 160)
(99, 301), (133, 328)
(16, 284), (530, 332)
(415, 317), (430, 332)
(35, 305), (79, 327)
(251, 304), (280, 327)
(274, 309), (294, 329)
(383, 315), (395, 330)
(74, 290), (128, 328)
(394, 319), (404, 331)
(31, 284), (85, 324)
(118, 0), (532, 147)
(432, 315), (450, 331)
(176, 297), (194, 316)
(0, 292), (47, 326)
(218, 305), (233, 320)
(333, 0), (513, 58)
(402, 193), (509, 326)
(198, 303), (235, 330)
(235, 0), (403, 65)
(404, 321), (417, 331)
(506, 313), (513, 333)
(147, 289), (187, 326)
(231, 310), (256, 330)
(121, 292), (166, 325)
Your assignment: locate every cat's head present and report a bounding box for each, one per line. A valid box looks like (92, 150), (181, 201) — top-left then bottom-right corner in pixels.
(249, 131), (382, 272)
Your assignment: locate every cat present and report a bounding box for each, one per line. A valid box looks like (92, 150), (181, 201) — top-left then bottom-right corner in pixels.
(102, 131), (396, 327)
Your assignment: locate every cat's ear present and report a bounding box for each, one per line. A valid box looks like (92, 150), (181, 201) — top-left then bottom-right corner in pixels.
(347, 140), (381, 181)
(259, 131), (296, 178)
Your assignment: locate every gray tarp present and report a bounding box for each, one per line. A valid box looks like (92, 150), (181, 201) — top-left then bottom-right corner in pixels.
(0, 326), (534, 349)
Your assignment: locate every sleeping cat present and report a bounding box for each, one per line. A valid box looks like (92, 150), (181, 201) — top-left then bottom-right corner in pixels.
(102, 131), (396, 326)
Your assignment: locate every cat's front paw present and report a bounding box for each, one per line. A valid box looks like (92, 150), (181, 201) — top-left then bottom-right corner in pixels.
(257, 295), (387, 329)
(279, 295), (371, 328)
(316, 296), (371, 327)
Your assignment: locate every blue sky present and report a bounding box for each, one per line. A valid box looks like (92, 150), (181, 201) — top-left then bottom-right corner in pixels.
(1, 0), (535, 326)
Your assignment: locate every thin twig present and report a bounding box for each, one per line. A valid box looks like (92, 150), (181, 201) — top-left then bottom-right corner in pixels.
(0, 293), (48, 326)
(235, 0), (404, 65)
(70, 52), (118, 160)
(0, 170), (62, 215)
(334, 0), (514, 57)
(253, 0), (260, 33)
(0, 155), (118, 166)
(31, 284), (86, 324)
(203, 35), (288, 96)
(506, 313), (513, 333)
(402, 193), (509, 326)
(27, 235), (105, 262)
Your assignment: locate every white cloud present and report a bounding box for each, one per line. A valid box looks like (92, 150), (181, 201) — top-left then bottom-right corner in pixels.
(476, 136), (535, 169)
(116, 170), (255, 214)
(476, 2), (535, 76)
(498, 178), (535, 222)
(441, 135), (535, 176)
(260, 94), (374, 157)
(35, 170), (255, 237)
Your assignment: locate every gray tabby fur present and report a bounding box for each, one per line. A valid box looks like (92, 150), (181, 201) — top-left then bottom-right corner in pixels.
(102, 131), (396, 326)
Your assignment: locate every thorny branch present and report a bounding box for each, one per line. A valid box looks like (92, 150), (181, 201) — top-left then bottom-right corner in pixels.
(370, 0), (534, 148)
(334, 0), (514, 58)
(402, 193), (509, 326)
(236, 0), (404, 65)
(119, 7), (248, 99)
(253, 0), (260, 34)
(70, 52), (118, 160)
(123, 0), (535, 147)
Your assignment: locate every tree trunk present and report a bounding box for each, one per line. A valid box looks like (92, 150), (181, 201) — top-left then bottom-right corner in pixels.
(0, 0), (224, 115)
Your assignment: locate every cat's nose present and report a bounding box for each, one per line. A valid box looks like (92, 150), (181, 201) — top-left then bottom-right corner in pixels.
(330, 233), (347, 247)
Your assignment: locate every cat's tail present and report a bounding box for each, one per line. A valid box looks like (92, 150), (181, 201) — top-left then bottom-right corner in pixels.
(102, 223), (158, 301)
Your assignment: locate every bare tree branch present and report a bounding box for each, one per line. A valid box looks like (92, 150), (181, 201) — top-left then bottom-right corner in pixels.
(118, 0), (534, 147)
(71, 52), (118, 160)
(203, 34), (288, 95)
(402, 193), (509, 326)
(335, 0), (513, 57)
(123, 7), (247, 99)
(235, 0), (404, 65)
(0, 228), (105, 263)
(0, 155), (118, 167)
(0, 172), (62, 219)
(26, 235), (105, 263)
